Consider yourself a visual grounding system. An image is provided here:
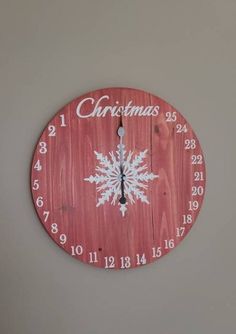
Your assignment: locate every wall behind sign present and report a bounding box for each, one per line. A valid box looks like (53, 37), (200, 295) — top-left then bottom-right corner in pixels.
(0, 1), (235, 334)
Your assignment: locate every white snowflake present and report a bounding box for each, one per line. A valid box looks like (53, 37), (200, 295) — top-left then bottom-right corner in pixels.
(84, 144), (158, 216)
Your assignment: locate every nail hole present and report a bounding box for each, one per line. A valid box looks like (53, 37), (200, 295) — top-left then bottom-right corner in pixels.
(154, 125), (159, 133)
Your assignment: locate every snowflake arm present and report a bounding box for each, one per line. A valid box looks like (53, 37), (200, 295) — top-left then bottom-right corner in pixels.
(130, 150), (148, 169)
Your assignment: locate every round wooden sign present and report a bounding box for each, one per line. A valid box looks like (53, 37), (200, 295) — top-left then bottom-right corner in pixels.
(31, 87), (206, 269)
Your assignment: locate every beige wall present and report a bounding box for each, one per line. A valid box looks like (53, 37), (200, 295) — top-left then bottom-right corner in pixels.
(0, 1), (236, 333)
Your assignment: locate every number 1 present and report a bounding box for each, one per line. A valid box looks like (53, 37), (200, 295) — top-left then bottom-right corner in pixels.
(60, 114), (66, 127)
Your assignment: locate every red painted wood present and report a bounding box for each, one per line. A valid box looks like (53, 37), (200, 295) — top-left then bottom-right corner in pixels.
(31, 87), (206, 269)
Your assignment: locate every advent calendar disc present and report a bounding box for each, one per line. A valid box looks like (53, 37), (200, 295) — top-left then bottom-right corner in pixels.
(31, 87), (206, 269)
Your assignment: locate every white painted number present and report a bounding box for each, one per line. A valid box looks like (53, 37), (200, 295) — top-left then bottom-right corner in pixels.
(136, 253), (147, 266)
(104, 256), (115, 269)
(185, 139), (196, 150)
(183, 214), (192, 224)
(192, 186), (204, 196)
(152, 247), (162, 258)
(192, 155), (203, 165)
(39, 142), (47, 154)
(120, 256), (131, 269)
(51, 223), (58, 234)
(32, 179), (39, 190)
(34, 160), (42, 171)
(89, 252), (98, 263)
(48, 125), (56, 136)
(43, 211), (50, 222)
(189, 201), (199, 211)
(166, 111), (177, 122)
(59, 234), (67, 244)
(176, 227), (185, 237)
(176, 123), (188, 133)
(71, 245), (83, 256)
(194, 171), (204, 181)
(164, 239), (175, 249)
(36, 196), (43, 207)
(60, 114), (66, 127)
